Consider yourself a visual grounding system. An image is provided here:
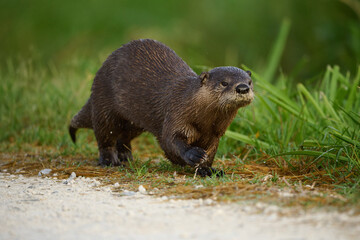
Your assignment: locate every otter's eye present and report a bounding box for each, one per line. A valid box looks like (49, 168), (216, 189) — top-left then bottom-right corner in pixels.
(220, 81), (228, 87)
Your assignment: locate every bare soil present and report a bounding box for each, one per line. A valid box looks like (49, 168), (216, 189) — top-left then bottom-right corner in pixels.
(1, 172), (359, 240)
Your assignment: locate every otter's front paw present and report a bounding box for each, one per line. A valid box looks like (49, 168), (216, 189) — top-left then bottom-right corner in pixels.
(184, 147), (208, 167)
(99, 148), (123, 166)
(197, 167), (224, 177)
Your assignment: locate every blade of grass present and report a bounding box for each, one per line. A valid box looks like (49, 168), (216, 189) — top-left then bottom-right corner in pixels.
(273, 150), (349, 162)
(255, 95), (280, 122)
(338, 106), (360, 126)
(297, 83), (326, 119)
(263, 19), (291, 82)
(301, 139), (340, 148)
(225, 130), (271, 149)
(267, 95), (315, 125)
(329, 65), (340, 101)
(298, 91), (312, 119)
(330, 130), (360, 149)
(345, 65), (360, 111)
(320, 92), (341, 122)
(321, 65), (332, 93)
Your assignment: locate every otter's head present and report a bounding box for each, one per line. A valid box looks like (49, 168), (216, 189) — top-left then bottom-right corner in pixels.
(199, 66), (254, 111)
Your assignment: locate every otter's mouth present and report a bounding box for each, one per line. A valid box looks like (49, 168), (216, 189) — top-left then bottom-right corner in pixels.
(220, 90), (254, 110)
(236, 98), (253, 107)
(234, 90), (254, 106)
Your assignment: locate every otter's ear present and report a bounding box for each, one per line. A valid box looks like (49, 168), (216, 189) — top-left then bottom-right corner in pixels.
(246, 70), (252, 77)
(199, 72), (209, 85)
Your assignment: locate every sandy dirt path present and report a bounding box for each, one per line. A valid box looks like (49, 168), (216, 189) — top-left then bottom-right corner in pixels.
(1, 172), (359, 240)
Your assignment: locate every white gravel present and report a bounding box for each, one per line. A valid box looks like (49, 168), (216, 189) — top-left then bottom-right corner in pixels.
(0, 172), (359, 240)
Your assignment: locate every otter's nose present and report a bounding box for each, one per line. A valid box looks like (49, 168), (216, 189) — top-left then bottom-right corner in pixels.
(236, 84), (250, 94)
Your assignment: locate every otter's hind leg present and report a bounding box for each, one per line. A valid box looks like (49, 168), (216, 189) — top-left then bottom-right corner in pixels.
(95, 131), (120, 166)
(92, 111), (123, 166)
(116, 123), (143, 162)
(93, 113), (143, 166)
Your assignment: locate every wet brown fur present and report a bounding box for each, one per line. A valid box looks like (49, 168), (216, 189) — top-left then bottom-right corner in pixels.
(69, 39), (254, 176)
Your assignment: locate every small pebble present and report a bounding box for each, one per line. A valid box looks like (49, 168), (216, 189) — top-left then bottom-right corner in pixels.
(38, 169), (52, 176)
(138, 185), (147, 194)
(122, 190), (136, 196)
(89, 180), (101, 187)
(63, 172), (76, 184)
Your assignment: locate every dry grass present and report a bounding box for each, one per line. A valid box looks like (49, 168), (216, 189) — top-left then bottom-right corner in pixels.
(1, 149), (357, 213)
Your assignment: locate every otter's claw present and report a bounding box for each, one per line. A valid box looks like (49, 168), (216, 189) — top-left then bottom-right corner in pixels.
(116, 142), (133, 162)
(196, 167), (224, 177)
(118, 151), (133, 162)
(99, 148), (123, 166)
(184, 147), (208, 167)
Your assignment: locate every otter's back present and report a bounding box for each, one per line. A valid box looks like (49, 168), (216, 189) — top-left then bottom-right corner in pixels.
(94, 39), (197, 134)
(120, 39), (195, 79)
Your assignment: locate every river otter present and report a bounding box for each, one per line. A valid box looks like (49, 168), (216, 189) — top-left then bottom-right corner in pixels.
(69, 39), (254, 177)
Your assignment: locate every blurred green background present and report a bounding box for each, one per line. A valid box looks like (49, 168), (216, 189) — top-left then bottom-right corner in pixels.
(1, 0), (359, 192)
(1, 0), (359, 78)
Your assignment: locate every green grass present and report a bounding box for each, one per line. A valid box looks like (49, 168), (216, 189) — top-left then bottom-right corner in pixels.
(0, 19), (359, 203)
(222, 20), (360, 196)
(0, 57), (99, 153)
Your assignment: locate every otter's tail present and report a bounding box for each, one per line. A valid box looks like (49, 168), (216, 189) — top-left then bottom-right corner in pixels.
(69, 99), (92, 143)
